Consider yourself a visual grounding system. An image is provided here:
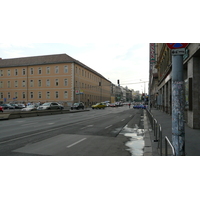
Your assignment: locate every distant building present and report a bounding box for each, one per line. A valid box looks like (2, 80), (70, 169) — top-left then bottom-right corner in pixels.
(0, 54), (111, 106)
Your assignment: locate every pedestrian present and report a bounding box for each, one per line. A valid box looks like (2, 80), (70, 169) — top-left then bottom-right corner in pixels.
(129, 103), (131, 108)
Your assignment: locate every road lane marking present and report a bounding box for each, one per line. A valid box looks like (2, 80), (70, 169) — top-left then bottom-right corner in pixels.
(67, 138), (87, 148)
(121, 119), (125, 121)
(80, 125), (93, 130)
(21, 123), (37, 126)
(105, 125), (112, 129)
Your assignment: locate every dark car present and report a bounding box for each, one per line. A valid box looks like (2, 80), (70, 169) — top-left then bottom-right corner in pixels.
(71, 102), (84, 110)
(0, 104), (15, 109)
(10, 104), (24, 109)
(0, 106), (3, 112)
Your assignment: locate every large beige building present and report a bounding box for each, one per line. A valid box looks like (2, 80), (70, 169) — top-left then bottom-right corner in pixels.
(0, 54), (111, 106)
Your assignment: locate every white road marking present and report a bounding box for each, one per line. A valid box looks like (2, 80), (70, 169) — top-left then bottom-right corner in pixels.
(121, 119), (125, 121)
(80, 125), (93, 130)
(105, 125), (112, 129)
(47, 123), (55, 125)
(67, 138), (87, 148)
(21, 123), (36, 126)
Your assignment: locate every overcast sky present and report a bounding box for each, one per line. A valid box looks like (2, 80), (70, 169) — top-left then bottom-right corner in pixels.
(1, 0), (195, 93)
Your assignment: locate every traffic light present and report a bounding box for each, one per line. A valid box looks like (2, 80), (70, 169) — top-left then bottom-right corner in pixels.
(117, 80), (120, 85)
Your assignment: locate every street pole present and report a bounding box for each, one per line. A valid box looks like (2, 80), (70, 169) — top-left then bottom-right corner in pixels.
(172, 54), (185, 156)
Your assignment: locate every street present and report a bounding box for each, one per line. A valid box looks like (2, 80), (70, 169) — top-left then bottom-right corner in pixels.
(0, 106), (144, 156)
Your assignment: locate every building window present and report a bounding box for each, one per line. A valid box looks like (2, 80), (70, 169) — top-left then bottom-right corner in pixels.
(0, 92), (3, 99)
(38, 80), (42, 87)
(55, 91), (59, 99)
(22, 80), (26, 87)
(30, 80), (34, 87)
(7, 69), (11, 76)
(15, 69), (18, 76)
(0, 70), (3, 77)
(15, 81), (18, 87)
(0, 81), (3, 88)
(8, 92), (10, 99)
(55, 79), (59, 86)
(55, 66), (59, 74)
(22, 69), (26, 75)
(64, 79), (68, 86)
(7, 81), (11, 88)
(38, 92), (42, 99)
(46, 67), (50, 74)
(46, 79), (50, 86)
(46, 91), (50, 99)
(64, 65), (68, 73)
(38, 67), (42, 74)
(64, 91), (68, 99)
(30, 92), (33, 99)
(15, 92), (18, 99)
(30, 68), (34, 75)
(22, 92), (26, 99)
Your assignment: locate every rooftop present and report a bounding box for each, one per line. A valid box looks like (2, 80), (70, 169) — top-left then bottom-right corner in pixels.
(0, 53), (109, 81)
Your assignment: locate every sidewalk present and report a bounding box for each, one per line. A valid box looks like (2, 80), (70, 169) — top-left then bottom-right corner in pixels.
(145, 108), (200, 156)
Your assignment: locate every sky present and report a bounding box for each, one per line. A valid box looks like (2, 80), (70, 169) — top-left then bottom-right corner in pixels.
(0, 43), (149, 92)
(1, 0), (196, 94)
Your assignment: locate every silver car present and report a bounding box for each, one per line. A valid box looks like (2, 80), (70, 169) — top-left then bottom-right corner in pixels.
(21, 105), (37, 111)
(37, 102), (61, 110)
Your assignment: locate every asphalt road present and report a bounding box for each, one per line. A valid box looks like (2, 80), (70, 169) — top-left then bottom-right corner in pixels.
(0, 106), (144, 156)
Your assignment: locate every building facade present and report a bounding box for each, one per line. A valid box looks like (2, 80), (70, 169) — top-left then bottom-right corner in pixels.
(0, 54), (111, 107)
(149, 43), (200, 129)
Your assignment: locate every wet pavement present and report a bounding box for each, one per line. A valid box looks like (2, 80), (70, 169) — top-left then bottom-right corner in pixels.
(119, 109), (146, 156)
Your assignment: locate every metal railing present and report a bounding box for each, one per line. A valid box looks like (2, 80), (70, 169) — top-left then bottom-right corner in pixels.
(146, 108), (175, 156)
(165, 136), (175, 156)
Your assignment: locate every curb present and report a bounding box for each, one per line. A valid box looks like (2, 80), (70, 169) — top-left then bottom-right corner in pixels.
(143, 110), (153, 156)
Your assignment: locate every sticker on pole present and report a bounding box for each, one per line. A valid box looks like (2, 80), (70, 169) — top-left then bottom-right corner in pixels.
(166, 43), (189, 49)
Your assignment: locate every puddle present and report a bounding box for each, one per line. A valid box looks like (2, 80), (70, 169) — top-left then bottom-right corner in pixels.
(120, 125), (145, 156)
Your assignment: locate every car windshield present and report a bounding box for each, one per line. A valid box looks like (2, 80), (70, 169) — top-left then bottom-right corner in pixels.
(74, 103), (79, 106)
(42, 103), (50, 106)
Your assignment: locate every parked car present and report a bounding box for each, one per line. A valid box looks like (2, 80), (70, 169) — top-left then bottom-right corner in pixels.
(37, 102), (61, 110)
(71, 102), (84, 110)
(18, 104), (26, 108)
(21, 105), (38, 111)
(92, 103), (106, 109)
(58, 104), (64, 110)
(10, 104), (24, 109)
(0, 104), (15, 109)
(0, 106), (3, 112)
(109, 103), (116, 107)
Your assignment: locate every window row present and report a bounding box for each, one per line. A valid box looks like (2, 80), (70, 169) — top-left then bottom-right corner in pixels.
(0, 91), (68, 99)
(0, 79), (68, 88)
(0, 65), (68, 76)
(75, 66), (102, 82)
